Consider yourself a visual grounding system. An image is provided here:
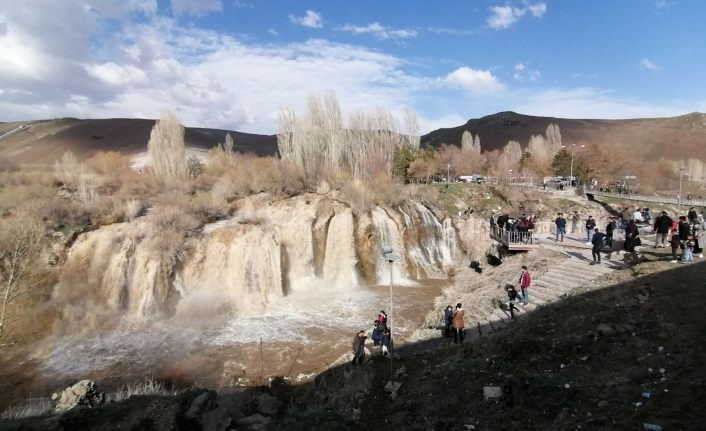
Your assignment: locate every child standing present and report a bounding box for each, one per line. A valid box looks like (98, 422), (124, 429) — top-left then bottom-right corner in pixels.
(670, 233), (681, 263)
(682, 236), (695, 263)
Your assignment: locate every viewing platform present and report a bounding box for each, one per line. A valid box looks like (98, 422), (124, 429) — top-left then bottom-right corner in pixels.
(489, 225), (540, 251)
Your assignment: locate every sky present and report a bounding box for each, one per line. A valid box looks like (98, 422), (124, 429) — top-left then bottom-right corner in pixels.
(1, 0), (706, 134)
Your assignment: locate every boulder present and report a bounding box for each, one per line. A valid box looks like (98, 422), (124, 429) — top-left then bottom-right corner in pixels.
(52, 380), (105, 413)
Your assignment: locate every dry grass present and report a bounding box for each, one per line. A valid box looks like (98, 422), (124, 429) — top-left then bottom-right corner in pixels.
(107, 378), (177, 403)
(0, 397), (52, 420)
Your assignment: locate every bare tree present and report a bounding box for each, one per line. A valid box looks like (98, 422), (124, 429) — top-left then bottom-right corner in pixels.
(224, 132), (234, 153)
(148, 112), (188, 179)
(54, 151), (80, 188)
(403, 109), (420, 151)
(473, 134), (481, 153)
(0, 212), (46, 346)
(461, 130), (473, 152)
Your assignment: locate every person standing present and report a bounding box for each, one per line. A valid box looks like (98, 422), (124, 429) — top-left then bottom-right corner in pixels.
(519, 266), (531, 305)
(585, 216), (596, 244)
(555, 213), (567, 242)
(678, 216), (690, 261)
(378, 310), (388, 329)
(605, 218), (614, 247)
(624, 219), (640, 253)
(571, 211), (580, 234)
(653, 211), (673, 248)
(688, 207), (698, 223)
(590, 228), (607, 264)
(351, 330), (367, 365)
(443, 305), (454, 338)
(452, 303), (465, 344)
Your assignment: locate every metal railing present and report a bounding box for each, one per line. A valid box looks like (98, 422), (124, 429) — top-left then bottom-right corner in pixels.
(490, 225), (539, 246)
(587, 189), (706, 207)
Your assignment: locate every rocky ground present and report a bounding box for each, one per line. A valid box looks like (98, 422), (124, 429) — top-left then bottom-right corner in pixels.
(2, 251), (703, 430)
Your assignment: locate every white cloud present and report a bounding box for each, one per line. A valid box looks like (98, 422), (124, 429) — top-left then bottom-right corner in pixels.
(655, 0), (675, 9)
(445, 67), (503, 92)
(171, 0), (222, 16)
(513, 63), (541, 81)
(267, 28), (279, 36)
(640, 58), (663, 71)
(337, 22), (418, 40)
(426, 27), (477, 36)
(85, 62), (146, 86)
(289, 10), (322, 28)
(512, 87), (699, 119)
(487, 2), (546, 30)
(232, 0), (254, 9)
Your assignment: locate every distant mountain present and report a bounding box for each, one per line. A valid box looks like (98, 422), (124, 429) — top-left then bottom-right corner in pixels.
(421, 111), (706, 160)
(0, 118), (277, 166)
(3, 112), (706, 167)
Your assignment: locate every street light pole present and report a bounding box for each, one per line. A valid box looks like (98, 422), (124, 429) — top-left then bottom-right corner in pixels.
(679, 167), (685, 209)
(447, 163), (450, 185)
(381, 246), (398, 384)
(569, 145), (575, 188)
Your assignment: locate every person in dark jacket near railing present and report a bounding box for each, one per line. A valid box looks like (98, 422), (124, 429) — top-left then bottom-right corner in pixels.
(585, 216), (596, 244)
(605, 217), (614, 247)
(653, 211), (673, 248)
(554, 213), (567, 242)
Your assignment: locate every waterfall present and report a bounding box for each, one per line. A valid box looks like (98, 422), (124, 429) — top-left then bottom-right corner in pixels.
(370, 206), (414, 285)
(322, 208), (358, 289)
(53, 195), (461, 328)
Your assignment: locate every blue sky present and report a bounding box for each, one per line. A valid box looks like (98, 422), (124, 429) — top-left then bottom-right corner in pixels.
(1, 0), (705, 134)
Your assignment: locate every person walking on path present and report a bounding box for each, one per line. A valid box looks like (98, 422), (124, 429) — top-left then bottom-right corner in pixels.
(571, 211), (580, 234)
(688, 207), (698, 223)
(451, 303), (465, 344)
(585, 216), (596, 244)
(653, 211), (673, 248)
(351, 330), (367, 365)
(590, 228), (607, 264)
(506, 285), (520, 319)
(555, 213), (567, 242)
(519, 266), (531, 305)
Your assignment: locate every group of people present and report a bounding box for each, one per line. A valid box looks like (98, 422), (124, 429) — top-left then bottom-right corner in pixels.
(490, 212), (536, 233)
(443, 303), (465, 343)
(351, 310), (392, 366)
(654, 207), (704, 263)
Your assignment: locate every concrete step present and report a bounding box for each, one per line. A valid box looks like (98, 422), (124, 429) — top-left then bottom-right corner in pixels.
(551, 265), (600, 279)
(543, 271), (583, 285)
(531, 285), (563, 300)
(534, 279), (572, 292)
(527, 286), (559, 303)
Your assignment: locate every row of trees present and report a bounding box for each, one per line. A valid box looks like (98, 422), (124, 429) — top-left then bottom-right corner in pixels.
(277, 92), (421, 181)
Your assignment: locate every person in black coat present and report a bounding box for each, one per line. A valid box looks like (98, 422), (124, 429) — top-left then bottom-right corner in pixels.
(678, 216), (691, 260)
(605, 218), (614, 247)
(653, 211), (673, 248)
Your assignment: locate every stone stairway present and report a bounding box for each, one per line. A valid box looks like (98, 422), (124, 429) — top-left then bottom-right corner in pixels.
(471, 246), (624, 338)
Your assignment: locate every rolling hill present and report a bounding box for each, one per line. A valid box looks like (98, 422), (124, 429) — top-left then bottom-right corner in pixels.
(421, 111), (706, 161)
(2, 112), (706, 167)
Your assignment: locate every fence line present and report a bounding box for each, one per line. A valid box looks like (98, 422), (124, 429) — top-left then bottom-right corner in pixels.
(587, 190), (705, 207)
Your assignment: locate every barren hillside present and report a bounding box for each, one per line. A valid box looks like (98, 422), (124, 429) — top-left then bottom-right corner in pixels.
(0, 118), (277, 166)
(422, 111), (706, 161)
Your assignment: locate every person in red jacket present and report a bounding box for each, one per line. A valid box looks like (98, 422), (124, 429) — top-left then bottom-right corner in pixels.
(519, 266), (531, 305)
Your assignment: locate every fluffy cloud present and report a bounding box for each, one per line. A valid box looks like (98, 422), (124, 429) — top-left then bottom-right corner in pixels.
(445, 67), (503, 92)
(337, 22), (418, 40)
(487, 2), (546, 30)
(640, 58), (663, 71)
(289, 10), (323, 28)
(0, 3), (435, 133)
(170, 0), (222, 16)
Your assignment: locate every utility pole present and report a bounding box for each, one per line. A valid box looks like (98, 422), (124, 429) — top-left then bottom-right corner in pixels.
(678, 167), (685, 209)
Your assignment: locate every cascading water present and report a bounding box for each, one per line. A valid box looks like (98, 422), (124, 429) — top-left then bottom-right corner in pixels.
(370, 206), (414, 285)
(37, 194), (461, 389)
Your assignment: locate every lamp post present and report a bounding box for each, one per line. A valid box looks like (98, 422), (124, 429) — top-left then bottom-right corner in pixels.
(381, 246), (399, 384)
(508, 169), (513, 186)
(561, 144), (585, 188)
(447, 163), (450, 185)
(678, 167), (685, 209)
